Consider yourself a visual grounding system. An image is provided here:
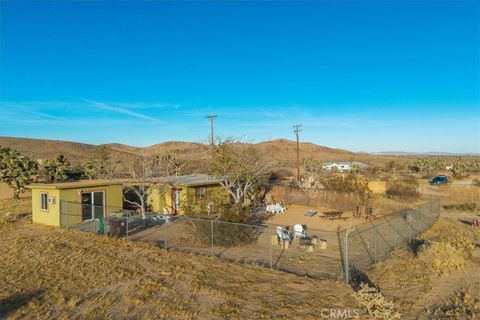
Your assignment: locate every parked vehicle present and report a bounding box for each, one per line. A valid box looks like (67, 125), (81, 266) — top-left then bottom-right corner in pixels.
(429, 175), (449, 185)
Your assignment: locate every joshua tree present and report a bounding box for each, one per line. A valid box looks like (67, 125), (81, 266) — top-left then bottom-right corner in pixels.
(0, 147), (38, 198)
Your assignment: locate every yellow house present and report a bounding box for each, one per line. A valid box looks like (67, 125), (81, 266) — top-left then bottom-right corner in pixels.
(28, 180), (124, 227)
(148, 174), (231, 215)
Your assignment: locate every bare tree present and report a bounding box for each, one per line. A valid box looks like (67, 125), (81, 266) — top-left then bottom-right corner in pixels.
(208, 139), (276, 205)
(122, 152), (164, 219)
(301, 158), (323, 189)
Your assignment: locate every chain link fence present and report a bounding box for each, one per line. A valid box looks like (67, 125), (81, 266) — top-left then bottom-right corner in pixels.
(340, 198), (441, 283)
(60, 198), (441, 281)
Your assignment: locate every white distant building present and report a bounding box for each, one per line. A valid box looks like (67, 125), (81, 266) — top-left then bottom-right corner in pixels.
(322, 161), (368, 172)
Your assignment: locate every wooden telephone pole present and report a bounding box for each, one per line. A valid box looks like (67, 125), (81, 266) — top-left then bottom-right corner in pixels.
(206, 114), (217, 145)
(293, 124), (302, 181)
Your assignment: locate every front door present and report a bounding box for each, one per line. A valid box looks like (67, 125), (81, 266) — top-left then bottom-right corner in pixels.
(171, 189), (180, 215)
(81, 191), (105, 220)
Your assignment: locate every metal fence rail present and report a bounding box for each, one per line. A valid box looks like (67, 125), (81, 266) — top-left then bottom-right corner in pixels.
(59, 198), (441, 282)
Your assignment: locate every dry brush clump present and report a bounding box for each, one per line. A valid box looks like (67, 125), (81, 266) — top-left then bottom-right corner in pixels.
(432, 289), (480, 319)
(354, 283), (401, 320)
(385, 182), (420, 200)
(417, 242), (466, 275)
(367, 219), (480, 316)
(367, 248), (432, 312)
(419, 219), (480, 258)
(443, 202), (480, 213)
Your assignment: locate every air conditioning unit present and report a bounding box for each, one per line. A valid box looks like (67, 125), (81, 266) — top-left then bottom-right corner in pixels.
(48, 196), (56, 205)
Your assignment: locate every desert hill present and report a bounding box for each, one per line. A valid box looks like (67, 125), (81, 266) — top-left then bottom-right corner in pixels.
(0, 136), (410, 173)
(0, 136), (99, 163)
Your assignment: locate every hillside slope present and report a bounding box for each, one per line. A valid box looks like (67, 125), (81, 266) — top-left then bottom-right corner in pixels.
(0, 136), (407, 173)
(0, 221), (365, 319)
(0, 137), (98, 162)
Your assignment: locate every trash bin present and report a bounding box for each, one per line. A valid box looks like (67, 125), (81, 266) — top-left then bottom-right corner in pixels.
(98, 217), (105, 235)
(109, 218), (127, 237)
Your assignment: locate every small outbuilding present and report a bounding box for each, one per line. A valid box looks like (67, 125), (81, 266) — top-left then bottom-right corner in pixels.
(27, 180), (124, 227)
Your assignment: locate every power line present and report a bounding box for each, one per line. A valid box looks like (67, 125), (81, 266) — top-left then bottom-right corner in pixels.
(206, 114), (218, 145)
(293, 124), (302, 181)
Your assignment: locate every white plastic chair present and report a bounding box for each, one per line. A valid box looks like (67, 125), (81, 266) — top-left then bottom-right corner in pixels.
(276, 226), (291, 242)
(293, 224), (307, 239)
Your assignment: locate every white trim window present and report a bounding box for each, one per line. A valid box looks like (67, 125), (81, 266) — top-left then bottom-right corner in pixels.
(40, 192), (49, 211)
(195, 186), (207, 200)
(81, 191), (105, 221)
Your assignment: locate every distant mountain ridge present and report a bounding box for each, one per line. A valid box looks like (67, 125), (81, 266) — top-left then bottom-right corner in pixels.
(3, 136), (470, 174)
(372, 151), (480, 156)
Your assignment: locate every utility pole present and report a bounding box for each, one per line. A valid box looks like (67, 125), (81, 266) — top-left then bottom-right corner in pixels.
(293, 124), (302, 181)
(206, 114), (217, 145)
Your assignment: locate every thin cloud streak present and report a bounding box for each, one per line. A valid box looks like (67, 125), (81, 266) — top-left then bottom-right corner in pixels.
(79, 98), (160, 122)
(24, 110), (65, 121)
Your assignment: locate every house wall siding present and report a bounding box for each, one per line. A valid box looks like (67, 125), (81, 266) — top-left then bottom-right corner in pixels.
(31, 184), (123, 227)
(31, 189), (61, 227)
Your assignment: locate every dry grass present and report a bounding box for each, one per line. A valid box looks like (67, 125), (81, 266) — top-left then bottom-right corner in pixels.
(431, 289), (480, 319)
(418, 219), (480, 258)
(367, 219), (480, 318)
(440, 185), (480, 205)
(368, 180), (387, 194)
(0, 222), (365, 319)
(367, 248), (432, 312)
(417, 242), (466, 275)
(0, 199), (31, 230)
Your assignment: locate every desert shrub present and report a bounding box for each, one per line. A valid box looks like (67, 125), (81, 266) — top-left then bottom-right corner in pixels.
(432, 290), (480, 319)
(354, 283), (401, 320)
(386, 182), (420, 200)
(321, 172), (372, 201)
(183, 216), (261, 248)
(443, 202), (479, 212)
(417, 242), (465, 275)
(183, 193), (261, 247)
(400, 174), (419, 187)
(419, 220), (480, 258)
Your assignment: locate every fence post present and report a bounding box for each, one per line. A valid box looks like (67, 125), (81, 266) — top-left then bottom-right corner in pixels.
(210, 220), (214, 258)
(394, 231), (397, 250)
(344, 233), (349, 284)
(164, 220), (168, 249)
(269, 227), (273, 269)
(430, 196), (433, 216)
(66, 201), (69, 230)
(126, 215), (129, 237)
(408, 213), (412, 244)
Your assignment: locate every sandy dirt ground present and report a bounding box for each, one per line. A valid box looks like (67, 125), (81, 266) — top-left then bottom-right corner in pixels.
(266, 204), (367, 231)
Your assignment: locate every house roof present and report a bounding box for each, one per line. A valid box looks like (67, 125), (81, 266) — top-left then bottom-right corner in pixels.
(27, 174), (221, 190)
(27, 179), (124, 190)
(158, 174), (221, 187)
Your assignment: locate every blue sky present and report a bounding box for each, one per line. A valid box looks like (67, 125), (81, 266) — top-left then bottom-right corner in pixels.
(0, 1), (479, 153)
